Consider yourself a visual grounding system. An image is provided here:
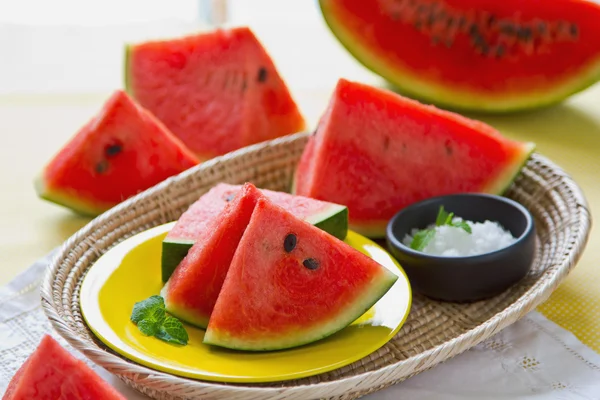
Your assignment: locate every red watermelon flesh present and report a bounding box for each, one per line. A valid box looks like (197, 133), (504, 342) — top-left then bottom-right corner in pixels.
(203, 197), (398, 351)
(35, 90), (199, 216)
(320, 0), (600, 112)
(126, 26), (306, 160)
(161, 182), (348, 282)
(162, 182), (264, 328)
(293, 79), (534, 237)
(3, 335), (125, 400)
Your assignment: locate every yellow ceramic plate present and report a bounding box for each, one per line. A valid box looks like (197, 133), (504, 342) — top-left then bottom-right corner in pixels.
(80, 222), (412, 383)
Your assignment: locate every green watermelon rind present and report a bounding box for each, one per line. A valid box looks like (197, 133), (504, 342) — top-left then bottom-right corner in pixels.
(318, 0), (600, 113)
(202, 268), (398, 351)
(161, 239), (195, 284)
(160, 281), (210, 329)
(34, 173), (108, 217)
(123, 44), (134, 95)
(303, 204), (348, 240)
(160, 203), (349, 283)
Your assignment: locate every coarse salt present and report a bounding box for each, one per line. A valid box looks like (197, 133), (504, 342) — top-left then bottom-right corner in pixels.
(403, 218), (517, 257)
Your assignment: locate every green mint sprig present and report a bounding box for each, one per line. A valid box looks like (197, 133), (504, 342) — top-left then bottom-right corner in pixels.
(130, 295), (189, 345)
(409, 206), (472, 251)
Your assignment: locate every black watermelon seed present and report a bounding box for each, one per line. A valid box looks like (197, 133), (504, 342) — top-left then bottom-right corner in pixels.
(445, 142), (453, 155)
(500, 23), (516, 35)
(284, 233), (297, 253)
(487, 14), (496, 27)
(458, 16), (466, 29)
(495, 45), (506, 58)
(517, 27), (533, 41)
(468, 24), (479, 36)
(257, 67), (268, 83)
(225, 193), (236, 202)
(105, 144), (122, 157)
(95, 160), (109, 174)
(426, 14), (435, 27)
(537, 22), (547, 34)
(303, 258), (319, 270)
(570, 23), (579, 38)
(383, 135), (390, 150)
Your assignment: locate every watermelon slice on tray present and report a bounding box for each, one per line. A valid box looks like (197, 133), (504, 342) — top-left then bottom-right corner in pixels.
(161, 182), (348, 282)
(293, 78), (535, 238)
(162, 183), (264, 328)
(319, 0), (600, 112)
(125, 26), (307, 160)
(35, 90), (199, 216)
(3, 335), (125, 400)
(203, 197), (398, 351)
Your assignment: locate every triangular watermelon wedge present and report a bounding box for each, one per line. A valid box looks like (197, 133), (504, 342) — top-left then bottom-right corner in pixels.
(35, 90), (199, 216)
(203, 197), (398, 351)
(293, 78), (535, 237)
(125, 27), (306, 160)
(162, 182), (264, 328)
(4, 335), (125, 400)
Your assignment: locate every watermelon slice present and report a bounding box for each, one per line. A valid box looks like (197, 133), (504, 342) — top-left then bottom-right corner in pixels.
(162, 183), (264, 328)
(293, 79), (535, 237)
(3, 335), (125, 400)
(203, 197), (398, 351)
(161, 182), (348, 282)
(319, 0), (600, 112)
(125, 27), (306, 160)
(35, 90), (199, 216)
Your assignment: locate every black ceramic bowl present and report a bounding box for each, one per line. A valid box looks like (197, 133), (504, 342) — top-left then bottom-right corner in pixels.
(386, 193), (536, 302)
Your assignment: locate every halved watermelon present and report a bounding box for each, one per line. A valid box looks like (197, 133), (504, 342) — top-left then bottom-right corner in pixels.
(203, 197), (398, 351)
(293, 79), (534, 237)
(161, 182), (348, 282)
(319, 0), (600, 112)
(162, 183), (264, 328)
(125, 26), (306, 160)
(35, 90), (199, 216)
(3, 335), (125, 400)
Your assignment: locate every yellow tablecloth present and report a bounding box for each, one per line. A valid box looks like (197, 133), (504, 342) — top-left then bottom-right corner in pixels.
(1, 3), (599, 354)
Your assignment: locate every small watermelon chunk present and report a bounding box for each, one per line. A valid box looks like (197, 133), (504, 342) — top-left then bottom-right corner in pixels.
(161, 182), (348, 282)
(125, 27), (306, 160)
(35, 90), (199, 216)
(3, 335), (125, 400)
(162, 183), (264, 328)
(294, 79), (535, 238)
(204, 197), (398, 351)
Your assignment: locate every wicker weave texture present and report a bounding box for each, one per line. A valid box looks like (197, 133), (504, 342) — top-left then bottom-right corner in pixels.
(41, 132), (591, 400)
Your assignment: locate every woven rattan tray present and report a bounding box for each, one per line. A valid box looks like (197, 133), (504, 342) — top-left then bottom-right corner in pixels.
(41, 132), (591, 400)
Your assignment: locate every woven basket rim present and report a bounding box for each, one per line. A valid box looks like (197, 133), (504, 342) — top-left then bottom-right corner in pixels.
(39, 132), (593, 399)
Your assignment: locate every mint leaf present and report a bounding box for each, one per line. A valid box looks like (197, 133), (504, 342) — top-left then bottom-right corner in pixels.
(451, 220), (472, 234)
(131, 295), (165, 324)
(410, 206), (473, 252)
(435, 206), (450, 226)
(410, 228), (436, 251)
(137, 319), (160, 336)
(155, 316), (189, 345)
(130, 295), (188, 346)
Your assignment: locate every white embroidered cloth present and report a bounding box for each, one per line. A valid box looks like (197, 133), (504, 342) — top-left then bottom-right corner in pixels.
(2, 251), (600, 399)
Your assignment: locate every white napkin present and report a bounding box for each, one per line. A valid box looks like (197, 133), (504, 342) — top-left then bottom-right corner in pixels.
(2, 251), (600, 399)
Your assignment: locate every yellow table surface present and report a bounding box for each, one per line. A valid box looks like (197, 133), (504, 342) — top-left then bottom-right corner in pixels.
(1, 3), (599, 353)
